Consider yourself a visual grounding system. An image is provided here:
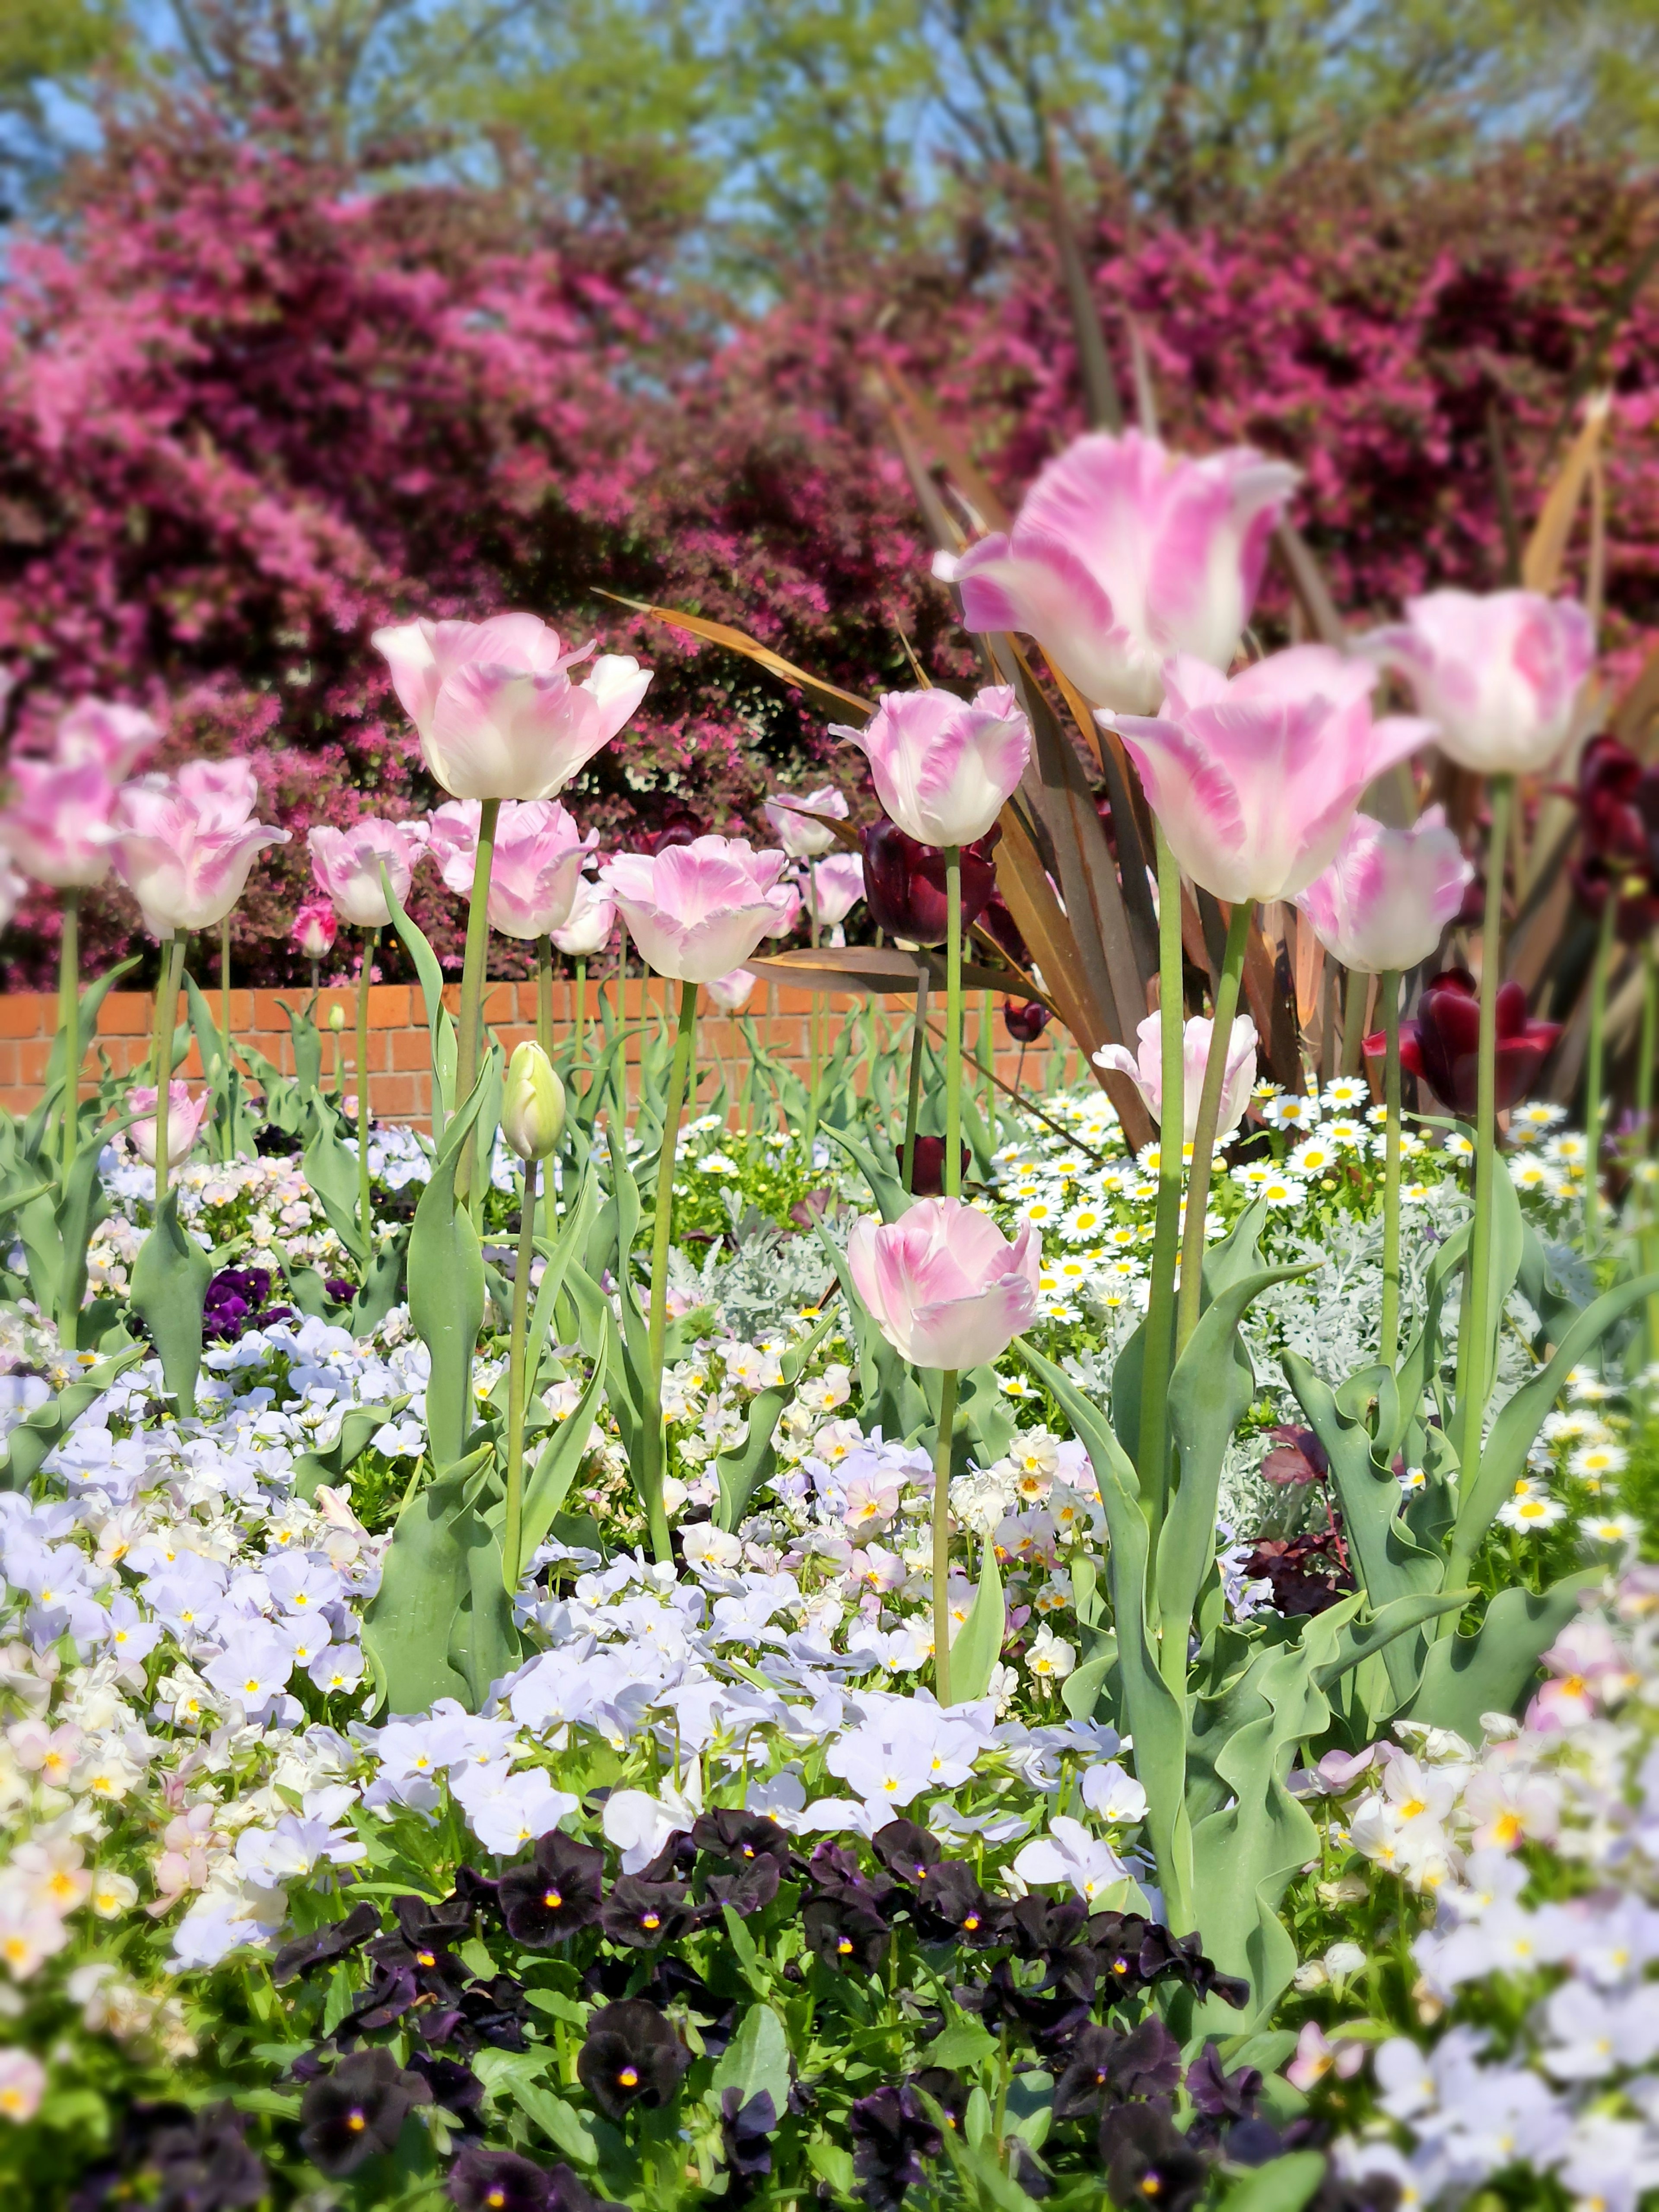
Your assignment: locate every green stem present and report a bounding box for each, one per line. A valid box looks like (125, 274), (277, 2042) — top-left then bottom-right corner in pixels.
(1379, 970), (1403, 1368)
(644, 979), (698, 1564)
(574, 955), (588, 1074)
(901, 971), (929, 1192)
(1584, 892), (1616, 1253)
(978, 988), (995, 1144)
(219, 912), (232, 1066)
(931, 1364), (960, 1707)
(151, 936), (186, 1204)
(356, 931), (377, 1262)
(1458, 773), (1513, 1489)
(536, 934), (553, 1056)
(1641, 945), (1659, 1365)
(59, 890), (79, 1181)
(806, 867), (822, 1147)
(945, 846), (963, 1198)
(503, 1153), (537, 1592)
(454, 797), (500, 1197)
(1136, 827), (1186, 1534)
(1174, 900), (1252, 1352)
(1341, 965), (1368, 1078)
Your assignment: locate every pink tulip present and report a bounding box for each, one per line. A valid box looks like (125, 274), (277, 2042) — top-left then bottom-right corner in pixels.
(706, 968), (757, 1012)
(1360, 589), (1594, 776)
(112, 765), (289, 935)
(129, 1081), (210, 1169)
(0, 759), (120, 888)
(372, 613), (651, 802)
(308, 818), (428, 930)
(763, 784), (849, 858)
(291, 896), (338, 960)
(1294, 806), (1472, 975)
(934, 429), (1299, 712)
(603, 837), (796, 985)
(1109, 648), (1430, 905)
(53, 697), (160, 779)
(550, 874), (616, 959)
(807, 851), (867, 930)
(847, 1196), (1041, 1371)
(1093, 1013), (1258, 1144)
(427, 797), (596, 940)
(831, 686), (1032, 847)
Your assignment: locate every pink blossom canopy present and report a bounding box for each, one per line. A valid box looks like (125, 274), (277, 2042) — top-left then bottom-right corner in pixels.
(1093, 1014), (1258, 1144)
(308, 817), (429, 929)
(112, 762), (289, 936)
(846, 1196), (1041, 1371)
(602, 836), (795, 983)
(934, 429), (1298, 712)
(1360, 589), (1594, 777)
(428, 797), (597, 939)
(1294, 806), (1472, 975)
(831, 685), (1032, 848)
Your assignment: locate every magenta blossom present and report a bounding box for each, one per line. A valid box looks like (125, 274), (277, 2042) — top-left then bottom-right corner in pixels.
(51, 697), (160, 779)
(0, 759), (121, 888)
(1294, 806), (1471, 975)
(847, 1196), (1040, 1371)
(428, 798), (596, 939)
(308, 818), (428, 930)
(112, 763), (289, 936)
(1093, 1013), (1258, 1145)
(934, 429), (1298, 712)
(1109, 648), (1430, 905)
(763, 784), (849, 858)
(291, 896), (338, 961)
(550, 874), (616, 959)
(1361, 589), (1594, 776)
(130, 1082), (210, 1170)
(602, 836), (795, 984)
(832, 686), (1031, 848)
(372, 613), (651, 802)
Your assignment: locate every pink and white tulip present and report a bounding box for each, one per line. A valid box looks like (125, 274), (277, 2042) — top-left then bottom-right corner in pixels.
(372, 613), (651, 802)
(129, 1082), (211, 1169)
(427, 798), (596, 939)
(550, 874), (616, 959)
(0, 760), (120, 888)
(807, 850), (867, 931)
(763, 785), (849, 858)
(831, 686), (1031, 847)
(1109, 648), (1430, 905)
(52, 697), (160, 779)
(0, 857), (23, 931)
(308, 818), (428, 930)
(602, 837), (795, 985)
(934, 429), (1298, 712)
(112, 763), (289, 935)
(1360, 588), (1594, 777)
(1294, 806), (1472, 975)
(291, 896), (338, 961)
(1093, 1013), (1258, 1145)
(706, 968), (758, 1013)
(847, 1196), (1040, 1371)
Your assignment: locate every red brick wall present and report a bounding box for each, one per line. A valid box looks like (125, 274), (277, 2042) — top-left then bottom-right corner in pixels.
(0, 979), (1076, 1121)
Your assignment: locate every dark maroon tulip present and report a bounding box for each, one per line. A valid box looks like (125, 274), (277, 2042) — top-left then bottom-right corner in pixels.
(895, 1135), (970, 1195)
(1569, 736), (1659, 939)
(643, 804), (707, 853)
(1386, 967), (1560, 1116)
(977, 887), (1030, 969)
(1571, 851), (1659, 944)
(862, 820), (998, 946)
(1003, 997), (1051, 1044)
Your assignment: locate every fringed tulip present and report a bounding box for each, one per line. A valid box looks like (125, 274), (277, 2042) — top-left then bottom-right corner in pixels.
(808, 851), (867, 930)
(1093, 1013), (1258, 1145)
(291, 897), (338, 961)
(706, 968), (757, 1012)
(1368, 967), (1561, 1116)
(1294, 806), (1472, 975)
(602, 836), (795, 984)
(847, 1196), (1040, 1370)
(428, 798), (596, 939)
(308, 818), (428, 929)
(1361, 589), (1594, 776)
(0, 760), (120, 888)
(832, 686), (1031, 847)
(112, 764), (289, 935)
(934, 429), (1298, 712)
(1108, 648), (1429, 905)
(763, 785), (849, 858)
(550, 874), (616, 958)
(861, 822), (998, 947)
(130, 1082), (210, 1169)
(372, 613), (650, 802)
(52, 698), (160, 779)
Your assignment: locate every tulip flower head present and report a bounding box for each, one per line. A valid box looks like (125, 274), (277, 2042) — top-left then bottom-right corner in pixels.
(763, 785), (849, 858)
(1361, 589), (1594, 777)
(1568, 737), (1659, 943)
(427, 798), (597, 939)
(52, 697), (160, 779)
(806, 850), (867, 931)
(934, 428), (1298, 712)
(862, 822), (998, 947)
(706, 968), (757, 1013)
(833, 686), (1031, 848)
(1294, 806), (1473, 975)
(291, 896), (338, 961)
(308, 818), (428, 930)
(130, 1082), (210, 1170)
(0, 759), (121, 888)
(1003, 998), (1051, 1044)
(1093, 1013), (1258, 1145)
(112, 762), (289, 936)
(1367, 967), (1561, 1117)
(549, 873), (616, 959)
(847, 1196), (1041, 1370)
(602, 837), (795, 985)
(502, 1041), (566, 1160)
(372, 613), (651, 803)
(1109, 648), (1430, 906)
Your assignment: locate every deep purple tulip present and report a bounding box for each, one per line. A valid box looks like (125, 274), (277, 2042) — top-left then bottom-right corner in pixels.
(1003, 998), (1051, 1044)
(895, 1135), (972, 1196)
(1367, 966), (1560, 1116)
(862, 820), (998, 946)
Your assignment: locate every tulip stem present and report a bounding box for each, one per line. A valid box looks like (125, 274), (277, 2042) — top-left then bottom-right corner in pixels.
(150, 935), (186, 1207)
(931, 1364), (959, 1707)
(1458, 772), (1513, 1493)
(644, 978), (698, 1564)
(59, 890), (79, 1181)
(455, 796), (500, 1199)
(806, 865), (822, 1147)
(1640, 943), (1659, 1365)
(1341, 966), (1368, 1078)
(1379, 970), (1403, 1368)
(536, 935), (554, 1057)
(356, 931), (377, 1263)
(503, 1154), (537, 1593)
(1174, 899), (1252, 1355)
(573, 954), (588, 1075)
(1583, 892), (1616, 1254)
(945, 846), (963, 1197)
(901, 969), (929, 1192)
(1137, 827), (1186, 1531)
(978, 989), (995, 1141)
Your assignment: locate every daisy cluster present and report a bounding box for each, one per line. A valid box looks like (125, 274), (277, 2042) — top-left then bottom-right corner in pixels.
(1497, 1357), (1642, 1545)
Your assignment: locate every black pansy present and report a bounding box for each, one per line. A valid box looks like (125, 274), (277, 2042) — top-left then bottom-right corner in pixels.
(702, 1857), (782, 1913)
(600, 1875), (695, 1948)
(448, 1974), (533, 2053)
(272, 1900), (381, 1985)
(140, 2101), (267, 2212)
(871, 1819), (943, 1888)
(1053, 2023), (1128, 2121)
(394, 1890), (475, 1946)
(718, 2088), (776, 2201)
(407, 2050), (484, 2124)
(1107, 2016), (1182, 2101)
(448, 2145), (556, 2212)
(803, 1889), (891, 1973)
(299, 2048), (432, 2175)
(1099, 2105), (1209, 2212)
(849, 2083), (944, 2212)
(1185, 2042), (1262, 2126)
(691, 1810), (797, 1873)
(576, 1999), (690, 2120)
(498, 1833), (604, 1947)
(908, 1862), (1007, 1947)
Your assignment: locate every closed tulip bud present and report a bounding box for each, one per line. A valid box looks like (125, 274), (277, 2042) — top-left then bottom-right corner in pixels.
(328, 1003), (346, 1032)
(502, 1041), (565, 1159)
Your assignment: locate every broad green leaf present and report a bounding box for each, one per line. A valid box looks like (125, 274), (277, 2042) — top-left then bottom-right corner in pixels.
(1218, 2151), (1327, 2212)
(1407, 1570), (1599, 1740)
(381, 861), (456, 1140)
(710, 2003), (790, 2120)
(363, 1446), (491, 1713)
(128, 1188), (212, 1411)
(349, 1230), (409, 1339)
(407, 1081), (489, 1471)
(517, 1354), (607, 1567)
(948, 1548), (1004, 1705)
(292, 1399), (411, 1502)
(823, 1124), (908, 1222)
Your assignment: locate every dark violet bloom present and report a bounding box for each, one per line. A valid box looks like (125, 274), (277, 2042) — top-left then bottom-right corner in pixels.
(871, 1818), (943, 1887)
(448, 2145), (556, 2212)
(1099, 2104), (1210, 2212)
(103, 2102), (267, 2212)
(202, 1266), (286, 1343)
(894, 1135), (971, 1197)
(719, 2088), (777, 2200)
(272, 1900), (381, 1985)
(848, 2080), (953, 2212)
(298, 2049), (431, 2175)
(407, 2050), (484, 2124)
(907, 1861), (1007, 1946)
(803, 1890), (890, 1974)
(1185, 2040), (1262, 2122)
(1371, 966), (1560, 1117)
(861, 819), (998, 947)
(1003, 996), (1052, 1044)
(690, 1809), (797, 1873)
(576, 1999), (690, 2120)
(498, 1833), (603, 1947)
(599, 1875), (695, 1948)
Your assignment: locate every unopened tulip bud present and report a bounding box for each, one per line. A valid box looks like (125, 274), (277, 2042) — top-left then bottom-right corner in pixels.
(328, 1004), (346, 1032)
(502, 1041), (566, 1160)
